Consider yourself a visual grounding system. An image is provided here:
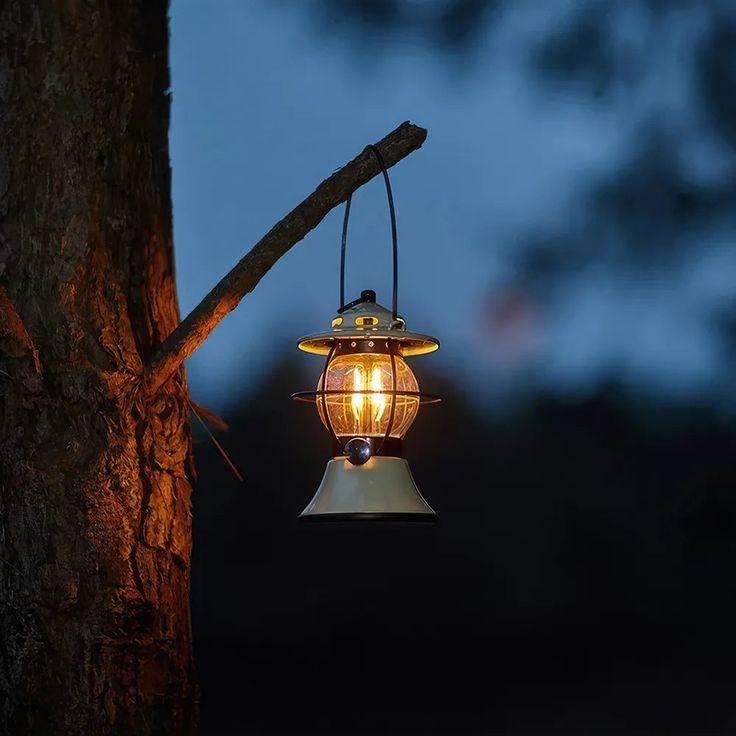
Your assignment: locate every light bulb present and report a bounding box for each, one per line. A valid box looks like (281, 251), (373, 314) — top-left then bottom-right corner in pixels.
(316, 347), (419, 439)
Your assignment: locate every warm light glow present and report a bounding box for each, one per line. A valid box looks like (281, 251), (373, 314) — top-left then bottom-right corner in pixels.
(371, 366), (386, 423)
(348, 364), (388, 426)
(351, 364), (364, 422)
(316, 346), (420, 439)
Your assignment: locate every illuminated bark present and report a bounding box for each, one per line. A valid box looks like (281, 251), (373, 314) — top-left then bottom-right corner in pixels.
(0, 2), (195, 732)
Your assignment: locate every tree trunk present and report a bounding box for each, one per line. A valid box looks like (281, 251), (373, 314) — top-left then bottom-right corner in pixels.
(0, 2), (196, 732)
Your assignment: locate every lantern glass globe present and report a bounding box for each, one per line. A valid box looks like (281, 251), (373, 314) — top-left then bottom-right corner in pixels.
(316, 350), (419, 439)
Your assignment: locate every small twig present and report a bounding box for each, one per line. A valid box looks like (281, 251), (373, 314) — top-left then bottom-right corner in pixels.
(189, 400), (229, 432)
(189, 401), (243, 483)
(144, 121), (427, 393)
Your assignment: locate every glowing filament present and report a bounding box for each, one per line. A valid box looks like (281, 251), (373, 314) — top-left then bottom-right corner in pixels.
(371, 366), (386, 423)
(349, 364), (389, 429)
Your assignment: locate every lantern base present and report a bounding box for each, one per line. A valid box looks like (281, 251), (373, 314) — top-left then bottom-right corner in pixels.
(299, 456), (437, 522)
(300, 512), (436, 523)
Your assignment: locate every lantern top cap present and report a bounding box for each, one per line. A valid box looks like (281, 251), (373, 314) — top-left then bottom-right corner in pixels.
(297, 296), (439, 356)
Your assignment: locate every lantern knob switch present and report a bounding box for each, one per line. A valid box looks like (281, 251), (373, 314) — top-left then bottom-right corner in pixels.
(344, 437), (373, 466)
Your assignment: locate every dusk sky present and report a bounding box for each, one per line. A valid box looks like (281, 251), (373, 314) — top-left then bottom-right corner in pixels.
(169, 0), (735, 411)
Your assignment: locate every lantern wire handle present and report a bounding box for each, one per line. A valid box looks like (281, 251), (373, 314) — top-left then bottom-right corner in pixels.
(339, 197), (352, 312)
(339, 144), (399, 322)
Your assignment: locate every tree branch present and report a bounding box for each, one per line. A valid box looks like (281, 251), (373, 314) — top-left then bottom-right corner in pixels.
(144, 121), (427, 393)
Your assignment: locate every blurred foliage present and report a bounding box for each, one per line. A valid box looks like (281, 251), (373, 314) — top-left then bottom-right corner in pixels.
(521, 128), (736, 278)
(526, 0), (736, 371)
(528, 0), (736, 267)
(311, 0), (499, 50)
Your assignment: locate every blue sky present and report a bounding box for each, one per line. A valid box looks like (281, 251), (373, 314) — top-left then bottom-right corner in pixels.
(169, 1), (734, 411)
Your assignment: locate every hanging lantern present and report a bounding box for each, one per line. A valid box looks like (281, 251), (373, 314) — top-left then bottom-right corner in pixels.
(292, 146), (441, 521)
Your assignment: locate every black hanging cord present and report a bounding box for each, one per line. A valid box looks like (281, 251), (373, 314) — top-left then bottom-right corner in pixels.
(339, 144), (399, 321)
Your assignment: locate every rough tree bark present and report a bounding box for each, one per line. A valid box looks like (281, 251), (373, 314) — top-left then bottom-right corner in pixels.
(0, 2), (427, 733)
(0, 2), (196, 733)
